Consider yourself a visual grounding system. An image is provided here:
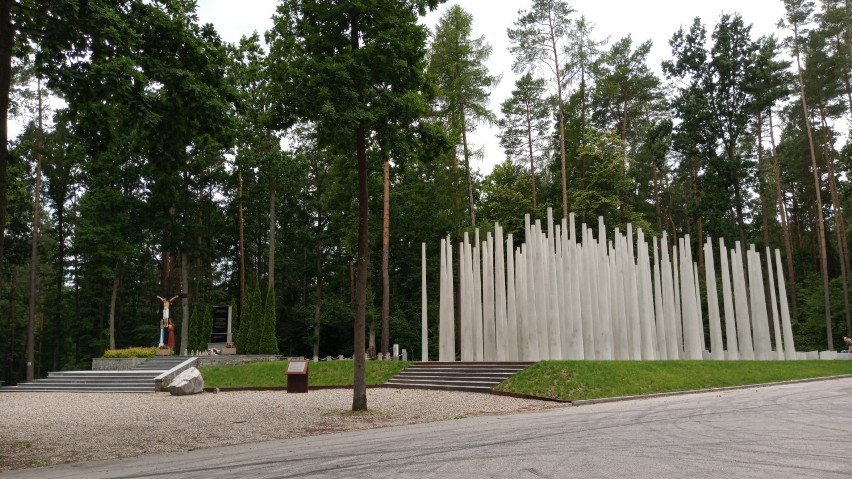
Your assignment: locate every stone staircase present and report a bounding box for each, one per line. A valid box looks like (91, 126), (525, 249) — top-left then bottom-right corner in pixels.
(384, 362), (533, 393)
(1, 356), (196, 393)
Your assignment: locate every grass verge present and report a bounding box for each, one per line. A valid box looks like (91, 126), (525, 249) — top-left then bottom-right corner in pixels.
(494, 360), (852, 401)
(200, 360), (409, 389)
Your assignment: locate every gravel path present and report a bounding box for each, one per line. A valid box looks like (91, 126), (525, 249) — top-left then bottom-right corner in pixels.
(0, 389), (565, 472)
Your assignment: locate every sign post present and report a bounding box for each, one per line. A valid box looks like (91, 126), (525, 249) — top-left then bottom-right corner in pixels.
(286, 361), (309, 393)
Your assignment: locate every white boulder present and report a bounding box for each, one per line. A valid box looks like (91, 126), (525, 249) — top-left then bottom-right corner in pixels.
(168, 367), (204, 396)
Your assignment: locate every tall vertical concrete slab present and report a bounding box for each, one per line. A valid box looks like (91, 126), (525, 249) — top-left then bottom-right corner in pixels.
(421, 242), (428, 362)
(775, 249), (797, 360)
(718, 238), (739, 359)
(765, 247), (783, 360)
(704, 238), (724, 360)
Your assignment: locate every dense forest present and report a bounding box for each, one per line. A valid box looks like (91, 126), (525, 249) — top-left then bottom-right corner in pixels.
(1, 0), (851, 387)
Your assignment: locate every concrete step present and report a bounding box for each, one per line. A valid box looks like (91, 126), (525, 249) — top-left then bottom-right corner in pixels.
(384, 362), (533, 393)
(394, 368), (521, 378)
(1, 385), (155, 393)
(49, 371), (160, 378)
(3, 356), (199, 393)
(382, 383), (493, 393)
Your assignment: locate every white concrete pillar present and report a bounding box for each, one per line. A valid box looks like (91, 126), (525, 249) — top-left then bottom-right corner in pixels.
(534, 221), (550, 359)
(732, 243), (754, 360)
(748, 246), (772, 360)
(581, 225), (597, 359)
(422, 242), (428, 362)
(718, 238), (739, 360)
(693, 263), (706, 357)
(612, 232), (630, 360)
(515, 247), (529, 361)
(506, 234), (519, 361)
(639, 231), (659, 359)
(525, 217), (540, 361)
(775, 249), (797, 360)
(652, 237), (668, 360)
(546, 222), (562, 359)
(680, 236), (702, 360)
(439, 238), (455, 361)
(626, 225), (641, 360)
(472, 230), (483, 361)
(556, 224), (571, 359)
(494, 225), (508, 361)
(459, 236), (473, 362)
(596, 217), (614, 359)
(661, 234), (680, 359)
(704, 238), (724, 360)
(566, 218), (584, 360)
(482, 235), (496, 361)
(672, 243), (683, 356)
(765, 247), (784, 360)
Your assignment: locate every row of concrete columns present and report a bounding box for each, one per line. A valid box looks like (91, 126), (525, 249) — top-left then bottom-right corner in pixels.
(429, 209), (796, 361)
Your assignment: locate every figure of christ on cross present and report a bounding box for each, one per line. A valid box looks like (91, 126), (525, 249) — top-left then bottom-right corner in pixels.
(156, 295), (179, 349)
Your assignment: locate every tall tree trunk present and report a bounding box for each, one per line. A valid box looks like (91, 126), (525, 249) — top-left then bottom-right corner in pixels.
(551, 30), (569, 219)
(268, 186), (276, 292)
(756, 111), (775, 336)
(731, 155), (747, 249)
(353, 122), (368, 411)
(794, 22), (833, 349)
(820, 108), (851, 336)
(53, 194), (65, 371)
(621, 94), (629, 152)
(351, 7), (367, 413)
(526, 109), (537, 209)
(768, 110), (797, 318)
(161, 249), (173, 297)
(8, 276), (15, 383)
(757, 112), (770, 249)
(108, 271), (118, 350)
(313, 244), (323, 359)
(238, 171), (245, 313)
(0, 0), (12, 277)
(653, 158), (662, 231)
(381, 150), (390, 356)
(26, 79), (44, 382)
(461, 118), (476, 227)
(845, 1), (852, 119)
(180, 253), (189, 355)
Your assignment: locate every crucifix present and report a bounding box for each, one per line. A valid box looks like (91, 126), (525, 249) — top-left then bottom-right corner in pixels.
(156, 295), (180, 348)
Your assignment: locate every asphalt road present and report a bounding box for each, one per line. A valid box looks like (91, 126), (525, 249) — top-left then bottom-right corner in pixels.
(5, 377), (852, 479)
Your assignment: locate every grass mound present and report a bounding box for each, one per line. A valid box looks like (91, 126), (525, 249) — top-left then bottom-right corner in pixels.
(200, 360), (409, 389)
(494, 360), (852, 401)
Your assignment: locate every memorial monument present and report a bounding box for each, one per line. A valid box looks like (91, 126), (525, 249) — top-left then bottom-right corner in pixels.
(428, 208), (796, 362)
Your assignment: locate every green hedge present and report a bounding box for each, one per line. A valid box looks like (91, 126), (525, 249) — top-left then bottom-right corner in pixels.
(102, 347), (158, 358)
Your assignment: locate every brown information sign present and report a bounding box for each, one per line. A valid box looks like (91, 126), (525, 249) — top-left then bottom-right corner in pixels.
(286, 361), (309, 393)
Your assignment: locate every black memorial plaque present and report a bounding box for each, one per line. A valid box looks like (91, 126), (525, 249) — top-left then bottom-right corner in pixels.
(210, 306), (230, 343)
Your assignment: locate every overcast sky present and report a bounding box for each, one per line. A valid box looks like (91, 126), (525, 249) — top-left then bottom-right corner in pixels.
(195, 0), (789, 175)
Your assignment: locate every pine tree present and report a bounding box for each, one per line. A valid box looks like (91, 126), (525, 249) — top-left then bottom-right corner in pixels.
(202, 305), (213, 350)
(245, 284), (262, 354)
(187, 305), (199, 353)
(235, 283), (254, 351)
(258, 288), (279, 355)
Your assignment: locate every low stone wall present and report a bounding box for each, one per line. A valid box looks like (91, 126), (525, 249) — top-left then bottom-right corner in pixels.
(195, 355), (290, 368)
(91, 358), (148, 371)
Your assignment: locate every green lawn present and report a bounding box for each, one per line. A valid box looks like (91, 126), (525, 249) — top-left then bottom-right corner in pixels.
(200, 360), (409, 388)
(494, 360), (852, 401)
